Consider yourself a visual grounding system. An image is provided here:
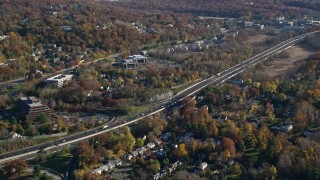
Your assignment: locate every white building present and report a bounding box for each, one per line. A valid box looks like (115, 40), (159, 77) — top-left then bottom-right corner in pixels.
(46, 74), (73, 88)
(147, 142), (156, 149)
(200, 162), (208, 170)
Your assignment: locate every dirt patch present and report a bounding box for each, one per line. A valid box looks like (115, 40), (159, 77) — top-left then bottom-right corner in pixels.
(245, 34), (270, 44)
(243, 44), (316, 81)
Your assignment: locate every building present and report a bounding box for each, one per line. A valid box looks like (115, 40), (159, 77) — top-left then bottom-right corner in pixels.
(200, 162), (208, 170)
(0, 132), (23, 139)
(147, 142), (156, 149)
(16, 97), (51, 121)
(121, 59), (137, 69)
(46, 74), (73, 88)
(244, 21), (254, 27)
(129, 55), (147, 63)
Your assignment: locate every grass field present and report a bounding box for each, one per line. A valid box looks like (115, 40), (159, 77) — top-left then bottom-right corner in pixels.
(38, 152), (73, 175)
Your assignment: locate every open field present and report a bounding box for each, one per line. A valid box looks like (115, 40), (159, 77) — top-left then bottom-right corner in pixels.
(242, 44), (316, 81)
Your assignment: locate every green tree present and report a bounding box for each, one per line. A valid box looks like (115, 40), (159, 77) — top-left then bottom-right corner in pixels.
(36, 114), (49, 124)
(147, 159), (160, 174)
(136, 138), (144, 148)
(277, 93), (287, 103)
(40, 173), (54, 180)
(33, 164), (41, 177)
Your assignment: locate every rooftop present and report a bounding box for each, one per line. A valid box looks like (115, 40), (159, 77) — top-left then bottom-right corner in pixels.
(19, 97), (45, 108)
(47, 74), (73, 81)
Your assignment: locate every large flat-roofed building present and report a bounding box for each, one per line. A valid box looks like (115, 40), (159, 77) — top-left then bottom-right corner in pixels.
(121, 59), (138, 69)
(46, 74), (73, 88)
(128, 55), (147, 63)
(16, 97), (51, 121)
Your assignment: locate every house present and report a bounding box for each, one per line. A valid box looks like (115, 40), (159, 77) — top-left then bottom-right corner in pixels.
(130, 151), (139, 157)
(160, 132), (172, 141)
(200, 162), (208, 170)
(114, 159), (122, 166)
(282, 124), (293, 132)
(93, 164), (110, 174)
(0, 132), (23, 139)
(154, 139), (162, 146)
(125, 153), (133, 161)
(61, 26), (72, 32)
(169, 161), (181, 173)
(253, 24), (264, 30)
(228, 159), (234, 166)
(244, 21), (254, 27)
(136, 147), (146, 155)
(152, 173), (161, 180)
(107, 161), (116, 169)
(147, 142), (156, 149)
(197, 96), (204, 102)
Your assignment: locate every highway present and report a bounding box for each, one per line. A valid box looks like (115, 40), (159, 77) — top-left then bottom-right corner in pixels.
(0, 30), (319, 164)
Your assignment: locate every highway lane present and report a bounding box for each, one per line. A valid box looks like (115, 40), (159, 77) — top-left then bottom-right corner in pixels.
(0, 30), (319, 164)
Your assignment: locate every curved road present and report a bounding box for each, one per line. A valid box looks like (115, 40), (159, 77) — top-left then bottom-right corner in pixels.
(0, 30), (319, 164)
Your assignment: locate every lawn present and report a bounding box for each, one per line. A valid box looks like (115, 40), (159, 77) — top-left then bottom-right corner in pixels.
(126, 106), (150, 119)
(38, 152), (73, 175)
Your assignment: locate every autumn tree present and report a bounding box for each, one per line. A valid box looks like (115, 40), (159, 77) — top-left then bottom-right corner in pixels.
(221, 137), (236, 156)
(174, 143), (188, 158)
(3, 159), (27, 178)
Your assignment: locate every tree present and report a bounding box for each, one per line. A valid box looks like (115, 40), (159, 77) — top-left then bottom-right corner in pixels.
(39, 173), (54, 180)
(136, 138), (144, 148)
(119, 126), (136, 151)
(221, 137), (236, 155)
(36, 114), (49, 124)
(4, 159), (27, 177)
(147, 159), (161, 174)
(33, 164), (41, 177)
(174, 143), (188, 158)
(268, 165), (277, 180)
(277, 93), (287, 103)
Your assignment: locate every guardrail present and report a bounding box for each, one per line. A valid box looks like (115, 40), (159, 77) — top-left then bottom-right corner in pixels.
(29, 165), (65, 180)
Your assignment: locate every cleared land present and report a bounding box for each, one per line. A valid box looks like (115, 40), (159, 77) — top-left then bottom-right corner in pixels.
(243, 44), (316, 81)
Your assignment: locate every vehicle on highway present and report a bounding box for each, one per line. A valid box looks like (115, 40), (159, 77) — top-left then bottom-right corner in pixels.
(102, 125), (109, 129)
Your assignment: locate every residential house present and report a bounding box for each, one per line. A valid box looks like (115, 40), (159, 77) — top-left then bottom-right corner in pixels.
(0, 132), (23, 139)
(125, 153), (133, 161)
(154, 139), (162, 146)
(147, 142), (156, 149)
(136, 147), (146, 155)
(200, 162), (208, 170)
(130, 151), (139, 157)
(151, 173), (161, 180)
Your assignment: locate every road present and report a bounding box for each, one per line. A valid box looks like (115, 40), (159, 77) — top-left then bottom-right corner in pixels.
(0, 30), (319, 164)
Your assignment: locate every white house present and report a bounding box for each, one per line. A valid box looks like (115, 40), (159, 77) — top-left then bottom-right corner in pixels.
(147, 142), (156, 149)
(137, 147), (146, 155)
(200, 162), (208, 170)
